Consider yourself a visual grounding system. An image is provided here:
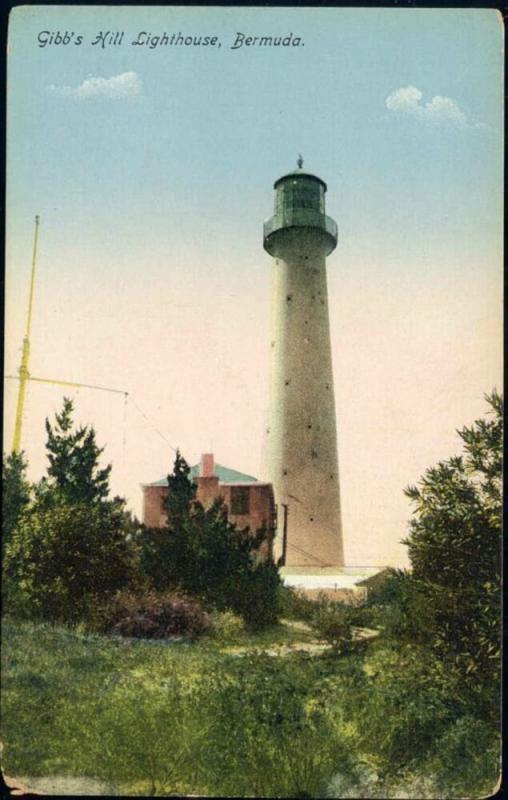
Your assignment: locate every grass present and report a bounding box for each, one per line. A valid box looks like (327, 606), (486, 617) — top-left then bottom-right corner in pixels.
(1, 619), (221, 794)
(207, 617), (316, 648)
(1, 617), (500, 798)
(2, 618), (345, 796)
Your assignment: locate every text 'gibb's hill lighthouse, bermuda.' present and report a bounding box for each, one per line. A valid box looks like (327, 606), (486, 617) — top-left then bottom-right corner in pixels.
(263, 157), (345, 572)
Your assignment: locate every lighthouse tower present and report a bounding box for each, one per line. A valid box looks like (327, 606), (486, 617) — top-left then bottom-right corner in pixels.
(263, 158), (344, 568)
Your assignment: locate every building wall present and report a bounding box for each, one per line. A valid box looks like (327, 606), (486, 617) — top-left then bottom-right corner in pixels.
(141, 481), (275, 559)
(142, 485), (168, 528)
(195, 476), (221, 507)
(217, 483), (275, 559)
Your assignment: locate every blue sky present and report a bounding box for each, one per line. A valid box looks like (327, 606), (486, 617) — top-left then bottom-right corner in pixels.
(8, 7), (502, 261)
(5, 7), (503, 565)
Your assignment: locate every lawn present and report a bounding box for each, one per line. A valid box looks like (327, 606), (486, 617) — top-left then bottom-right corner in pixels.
(2, 618), (347, 796)
(1, 618), (500, 797)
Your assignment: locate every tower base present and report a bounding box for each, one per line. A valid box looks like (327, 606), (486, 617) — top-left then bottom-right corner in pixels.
(280, 565), (388, 602)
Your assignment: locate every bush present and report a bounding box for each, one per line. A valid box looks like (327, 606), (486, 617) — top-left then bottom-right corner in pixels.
(231, 559), (282, 630)
(422, 714), (501, 797)
(208, 609), (245, 642)
(403, 391), (502, 702)
(364, 569), (437, 644)
(202, 653), (360, 798)
(340, 603), (383, 630)
(98, 590), (211, 640)
(277, 584), (317, 622)
(358, 644), (464, 770)
(311, 600), (355, 654)
(3, 501), (140, 624)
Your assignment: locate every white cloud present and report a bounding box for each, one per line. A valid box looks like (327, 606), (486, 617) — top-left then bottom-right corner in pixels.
(386, 85), (423, 113)
(48, 71), (142, 99)
(385, 85), (467, 126)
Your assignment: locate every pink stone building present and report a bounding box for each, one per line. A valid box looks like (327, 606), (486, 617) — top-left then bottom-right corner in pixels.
(141, 454), (276, 560)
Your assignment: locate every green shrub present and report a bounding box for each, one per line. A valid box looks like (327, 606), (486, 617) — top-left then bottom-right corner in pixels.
(340, 602), (383, 630)
(3, 502), (140, 624)
(423, 714), (501, 797)
(311, 600), (355, 654)
(208, 609), (245, 642)
(231, 559), (282, 630)
(202, 654), (360, 797)
(336, 716), (501, 800)
(97, 590), (211, 640)
(403, 392), (502, 707)
(277, 584), (317, 622)
(358, 644), (464, 771)
(373, 570), (437, 644)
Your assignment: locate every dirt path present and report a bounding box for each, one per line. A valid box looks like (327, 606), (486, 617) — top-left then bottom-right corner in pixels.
(4, 775), (117, 795)
(281, 618), (314, 633)
(224, 625), (379, 658)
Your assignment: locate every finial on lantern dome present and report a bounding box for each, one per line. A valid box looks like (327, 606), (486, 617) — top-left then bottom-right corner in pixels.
(297, 154), (303, 169)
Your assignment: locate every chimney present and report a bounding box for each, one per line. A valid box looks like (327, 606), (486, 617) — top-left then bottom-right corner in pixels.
(200, 453), (215, 478)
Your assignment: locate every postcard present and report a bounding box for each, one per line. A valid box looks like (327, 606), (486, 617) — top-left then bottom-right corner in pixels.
(2, 5), (503, 798)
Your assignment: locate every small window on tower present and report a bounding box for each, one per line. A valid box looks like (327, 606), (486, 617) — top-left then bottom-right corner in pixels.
(231, 486), (250, 515)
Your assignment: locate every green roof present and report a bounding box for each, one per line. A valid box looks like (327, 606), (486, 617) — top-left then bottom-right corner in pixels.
(148, 463), (259, 487)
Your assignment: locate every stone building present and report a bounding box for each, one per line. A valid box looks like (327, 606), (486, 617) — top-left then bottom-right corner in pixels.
(141, 453), (276, 559)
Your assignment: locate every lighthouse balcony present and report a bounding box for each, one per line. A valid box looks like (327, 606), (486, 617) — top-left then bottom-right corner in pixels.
(263, 210), (338, 254)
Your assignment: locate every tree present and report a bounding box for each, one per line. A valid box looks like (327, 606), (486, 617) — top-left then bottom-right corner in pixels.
(4, 501), (140, 623)
(166, 450), (197, 520)
(402, 391), (502, 714)
(140, 451), (281, 629)
(35, 397), (111, 508)
(4, 398), (143, 623)
(2, 451), (31, 550)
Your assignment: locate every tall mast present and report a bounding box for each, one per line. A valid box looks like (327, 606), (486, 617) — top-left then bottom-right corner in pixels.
(12, 215), (40, 453)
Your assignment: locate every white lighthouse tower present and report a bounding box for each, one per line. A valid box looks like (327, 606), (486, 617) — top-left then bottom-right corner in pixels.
(263, 158), (344, 569)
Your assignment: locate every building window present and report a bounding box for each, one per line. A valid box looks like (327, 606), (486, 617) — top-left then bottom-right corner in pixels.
(230, 486), (250, 515)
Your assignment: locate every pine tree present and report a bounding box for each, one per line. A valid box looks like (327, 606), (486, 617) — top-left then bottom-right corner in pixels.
(165, 449), (197, 522)
(4, 399), (142, 622)
(36, 397), (111, 507)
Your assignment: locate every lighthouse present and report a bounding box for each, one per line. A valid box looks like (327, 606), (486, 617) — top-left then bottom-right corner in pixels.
(263, 158), (344, 568)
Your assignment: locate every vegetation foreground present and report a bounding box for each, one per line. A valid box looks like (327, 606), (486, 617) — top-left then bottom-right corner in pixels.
(1, 393), (501, 797)
(1, 615), (499, 798)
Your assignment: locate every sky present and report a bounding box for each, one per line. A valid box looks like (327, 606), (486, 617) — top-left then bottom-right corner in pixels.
(5, 6), (503, 566)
